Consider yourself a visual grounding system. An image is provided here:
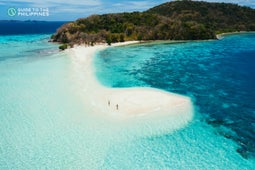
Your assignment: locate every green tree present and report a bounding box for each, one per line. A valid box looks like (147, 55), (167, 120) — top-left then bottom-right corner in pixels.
(120, 34), (125, 42)
(137, 34), (143, 41)
(106, 37), (112, 45)
(59, 44), (68, 50)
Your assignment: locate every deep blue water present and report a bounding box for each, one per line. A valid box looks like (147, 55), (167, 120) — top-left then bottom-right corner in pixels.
(95, 33), (255, 159)
(0, 21), (67, 35)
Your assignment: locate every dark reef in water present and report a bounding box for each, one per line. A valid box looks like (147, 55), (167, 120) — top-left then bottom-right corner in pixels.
(95, 33), (255, 160)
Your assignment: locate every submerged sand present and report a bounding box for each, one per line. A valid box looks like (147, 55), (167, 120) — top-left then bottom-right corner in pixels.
(67, 42), (194, 135)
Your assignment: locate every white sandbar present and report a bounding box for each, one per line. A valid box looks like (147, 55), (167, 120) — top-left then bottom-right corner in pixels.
(67, 42), (194, 135)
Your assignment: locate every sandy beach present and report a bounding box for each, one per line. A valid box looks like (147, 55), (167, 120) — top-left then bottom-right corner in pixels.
(67, 42), (194, 135)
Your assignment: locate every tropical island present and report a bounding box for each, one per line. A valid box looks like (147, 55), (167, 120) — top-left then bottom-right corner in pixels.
(52, 0), (255, 49)
(1, 0), (255, 168)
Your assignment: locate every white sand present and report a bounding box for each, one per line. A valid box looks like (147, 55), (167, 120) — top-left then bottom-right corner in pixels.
(67, 42), (194, 135)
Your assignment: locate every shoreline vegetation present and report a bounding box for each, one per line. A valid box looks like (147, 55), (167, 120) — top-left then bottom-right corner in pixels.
(66, 41), (194, 135)
(51, 1), (255, 50)
(56, 31), (254, 51)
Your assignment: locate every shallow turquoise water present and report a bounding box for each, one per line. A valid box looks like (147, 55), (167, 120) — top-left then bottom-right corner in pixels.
(0, 34), (255, 169)
(95, 33), (255, 167)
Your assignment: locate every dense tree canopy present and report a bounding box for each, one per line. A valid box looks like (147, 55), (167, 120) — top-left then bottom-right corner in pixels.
(52, 0), (255, 45)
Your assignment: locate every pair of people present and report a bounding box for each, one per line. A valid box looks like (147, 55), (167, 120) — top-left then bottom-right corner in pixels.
(108, 100), (118, 110)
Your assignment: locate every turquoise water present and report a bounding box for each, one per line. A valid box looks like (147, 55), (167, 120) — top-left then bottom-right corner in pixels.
(0, 33), (255, 169)
(95, 33), (255, 168)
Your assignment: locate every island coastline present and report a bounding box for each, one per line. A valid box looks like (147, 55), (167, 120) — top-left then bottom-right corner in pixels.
(66, 41), (194, 136)
(216, 31), (255, 39)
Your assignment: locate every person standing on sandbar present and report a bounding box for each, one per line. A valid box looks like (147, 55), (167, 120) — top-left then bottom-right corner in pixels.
(116, 104), (119, 110)
(108, 100), (110, 106)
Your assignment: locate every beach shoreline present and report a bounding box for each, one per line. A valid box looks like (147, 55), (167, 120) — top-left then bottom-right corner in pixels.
(216, 31), (255, 39)
(66, 41), (194, 135)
